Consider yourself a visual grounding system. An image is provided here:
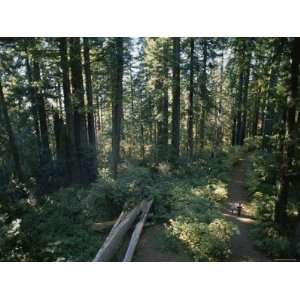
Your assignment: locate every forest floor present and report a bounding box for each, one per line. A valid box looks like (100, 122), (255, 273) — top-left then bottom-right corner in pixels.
(133, 157), (269, 262)
(133, 224), (191, 262)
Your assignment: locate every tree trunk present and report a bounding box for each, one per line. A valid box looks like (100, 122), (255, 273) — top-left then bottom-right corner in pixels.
(235, 71), (244, 145)
(240, 56), (251, 145)
(162, 42), (169, 159)
(58, 37), (79, 183)
(69, 37), (89, 184)
(199, 38), (208, 150)
(83, 37), (97, 180)
(156, 79), (164, 161)
(123, 200), (153, 262)
(252, 89), (260, 137)
(25, 49), (41, 159)
(275, 38), (300, 228)
(83, 38), (97, 148)
(93, 201), (144, 262)
(53, 111), (67, 163)
(171, 38), (180, 161)
(187, 38), (194, 159)
(111, 37), (123, 178)
(262, 40), (283, 151)
(0, 81), (24, 181)
(32, 59), (51, 166)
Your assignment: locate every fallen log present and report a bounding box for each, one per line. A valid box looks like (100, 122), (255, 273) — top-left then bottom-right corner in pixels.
(93, 201), (146, 262)
(123, 200), (153, 262)
(92, 220), (116, 232)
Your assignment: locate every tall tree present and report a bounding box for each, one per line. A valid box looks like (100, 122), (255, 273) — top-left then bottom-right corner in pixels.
(275, 38), (300, 228)
(231, 38), (252, 146)
(83, 37), (97, 179)
(261, 39), (284, 151)
(83, 38), (97, 147)
(199, 38), (208, 150)
(111, 37), (124, 178)
(187, 38), (195, 159)
(162, 41), (169, 158)
(32, 56), (51, 166)
(25, 47), (41, 158)
(0, 80), (24, 181)
(171, 37), (181, 161)
(58, 37), (78, 183)
(69, 37), (89, 184)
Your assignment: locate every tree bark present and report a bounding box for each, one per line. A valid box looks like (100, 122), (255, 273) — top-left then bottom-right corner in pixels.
(25, 49), (41, 159)
(93, 202), (143, 262)
(240, 55), (251, 145)
(83, 38), (97, 148)
(275, 38), (300, 228)
(123, 200), (153, 262)
(199, 39), (208, 150)
(171, 38), (180, 161)
(69, 37), (89, 184)
(83, 37), (97, 180)
(262, 40), (283, 151)
(32, 59), (51, 166)
(187, 38), (194, 159)
(0, 81), (24, 181)
(111, 37), (123, 178)
(58, 37), (79, 183)
(162, 42), (169, 158)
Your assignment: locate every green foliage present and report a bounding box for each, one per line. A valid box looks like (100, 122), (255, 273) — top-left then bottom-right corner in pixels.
(0, 186), (104, 261)
(252, 223), (290, 258)
(158, 152), (238, 261)
(85, 164), (156, 218)
(245, 152), (277, 201)
(243, 136), (262, 152)
(245, 151), (292, 259)
(252, 192), (276, 222)
(226, 146), (244, 166)
(168, 217), (237, 261)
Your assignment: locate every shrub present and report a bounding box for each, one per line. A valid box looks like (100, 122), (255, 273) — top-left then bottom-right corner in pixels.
(252, 223), (290, 258)
(168, 217), (238, 261)
(251, 192), (276, 222)
(243, 136), (262, 152)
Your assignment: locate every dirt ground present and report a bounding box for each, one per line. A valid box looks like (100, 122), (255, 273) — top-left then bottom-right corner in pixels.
(133, 224), (191, 262)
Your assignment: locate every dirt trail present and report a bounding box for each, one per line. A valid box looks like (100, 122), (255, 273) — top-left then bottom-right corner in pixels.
(224, 158), (269, 262)
(133, 225), (191, 262)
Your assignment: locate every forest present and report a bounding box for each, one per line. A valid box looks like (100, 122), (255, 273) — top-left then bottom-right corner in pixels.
(0, 37), (299, 262)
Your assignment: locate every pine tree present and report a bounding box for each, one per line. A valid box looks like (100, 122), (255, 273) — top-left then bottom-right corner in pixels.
(111, 37), (124, 178)
(171, 37), (181, 161)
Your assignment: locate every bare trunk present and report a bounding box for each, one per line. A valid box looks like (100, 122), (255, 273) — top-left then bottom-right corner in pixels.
(187, 38), (194, 159)
(171, 38), (180, 161)
(83, 37), (97, 180)
(32, 60), (51, 166)
(111, 37), (123, 178)
(275, 38), (300, 228)
(69, 37), (89, 184)
(0, 81), (24, 181)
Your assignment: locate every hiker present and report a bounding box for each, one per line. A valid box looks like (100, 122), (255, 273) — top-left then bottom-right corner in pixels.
(237, 202), (242, 216)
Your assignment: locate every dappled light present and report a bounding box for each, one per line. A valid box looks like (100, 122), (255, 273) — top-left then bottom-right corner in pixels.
(0, 37), (299, 262)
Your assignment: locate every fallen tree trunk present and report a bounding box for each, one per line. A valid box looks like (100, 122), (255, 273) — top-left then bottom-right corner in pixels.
(92, 220), (116, 232)
(93, 201), (146, 262)
(123, 200), (153, 262)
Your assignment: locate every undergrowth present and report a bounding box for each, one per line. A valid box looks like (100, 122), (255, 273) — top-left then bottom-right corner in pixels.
(0, 147), (240, 261)
(244, 149), (291, 259)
